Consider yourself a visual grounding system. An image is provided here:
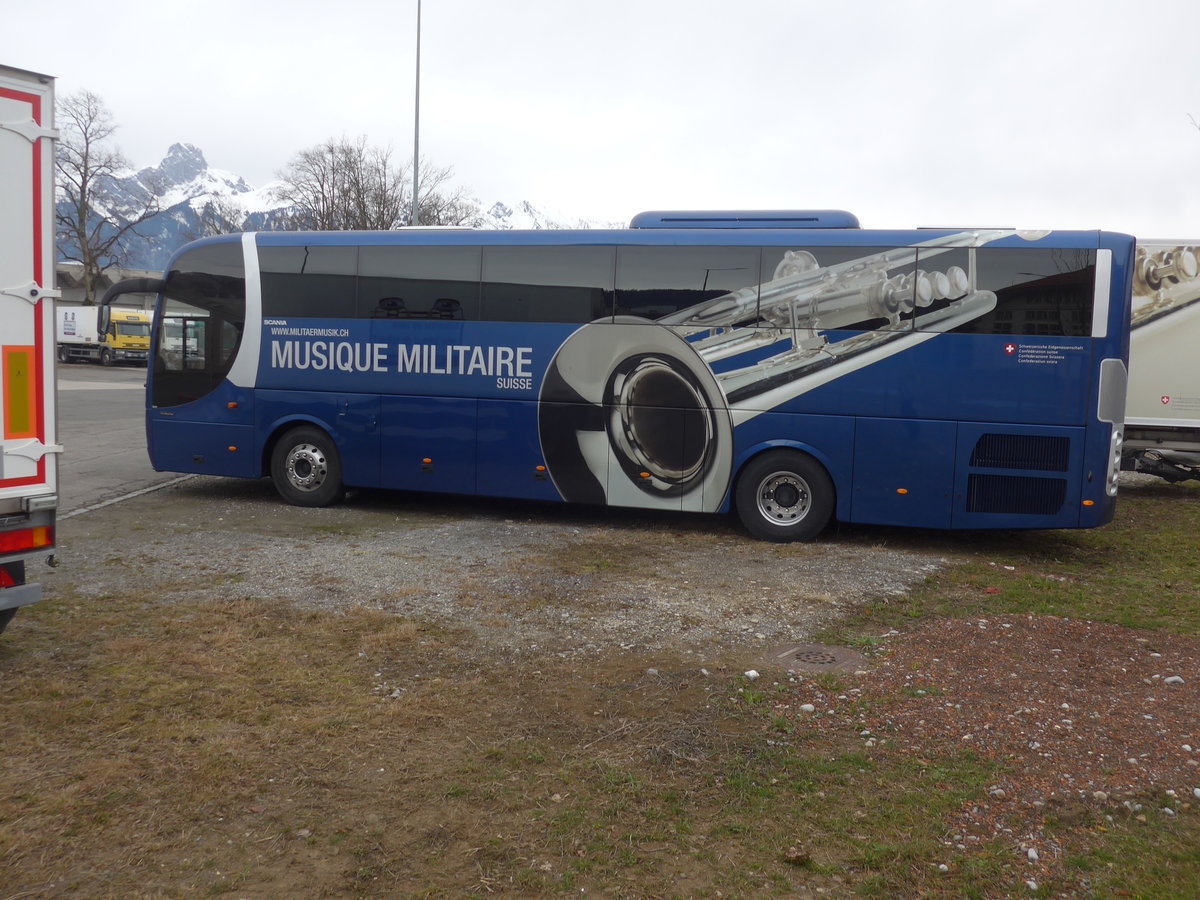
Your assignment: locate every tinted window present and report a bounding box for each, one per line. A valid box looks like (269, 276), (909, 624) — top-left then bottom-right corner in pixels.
(358, 245), (481, 320)
(152, 241), (246, 408)
(260, 245), (357, 319)
(616, 246), (761, 320)
(927, 248), (1096, 336)
(481, 246), (614, 323)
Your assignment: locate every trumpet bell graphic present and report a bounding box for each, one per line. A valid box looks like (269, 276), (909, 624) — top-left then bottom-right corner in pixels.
(537, 317), (734, 512)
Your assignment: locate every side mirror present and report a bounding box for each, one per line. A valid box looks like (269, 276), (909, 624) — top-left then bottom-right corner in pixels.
(97, 277), (164, 341)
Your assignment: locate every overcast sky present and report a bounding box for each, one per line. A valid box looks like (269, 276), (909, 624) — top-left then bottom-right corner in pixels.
(8, 0), (1200, 235)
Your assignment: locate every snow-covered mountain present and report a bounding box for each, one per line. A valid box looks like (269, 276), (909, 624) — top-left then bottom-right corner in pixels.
(58, 143), (620, 271)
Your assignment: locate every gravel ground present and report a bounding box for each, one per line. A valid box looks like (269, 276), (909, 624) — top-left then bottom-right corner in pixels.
(55, 475), (949, 660)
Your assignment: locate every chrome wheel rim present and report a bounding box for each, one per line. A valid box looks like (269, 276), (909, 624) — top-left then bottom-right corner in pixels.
(756, 471), (811, 526)
(285, 443), (328, 492)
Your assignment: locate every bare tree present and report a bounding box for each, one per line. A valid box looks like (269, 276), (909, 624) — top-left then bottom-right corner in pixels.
(273, 136), (477, 229)
(416, 172), (479, 227)
(185, 194), (246, 241)
(55, 90), (158, 303)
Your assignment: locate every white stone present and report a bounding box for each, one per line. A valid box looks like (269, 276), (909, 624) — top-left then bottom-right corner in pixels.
(1164, 675), (1185, 685)
(744, 670), (760, 681)
(800, 703), (816, 713)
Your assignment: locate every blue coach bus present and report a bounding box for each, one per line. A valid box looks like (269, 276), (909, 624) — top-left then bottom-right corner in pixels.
(100, 211), (1134, 541)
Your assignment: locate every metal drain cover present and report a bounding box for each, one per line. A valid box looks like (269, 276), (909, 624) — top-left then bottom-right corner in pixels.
(764, 643), (867, 672)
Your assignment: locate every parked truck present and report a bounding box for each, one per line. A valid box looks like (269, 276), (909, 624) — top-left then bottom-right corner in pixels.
(1121, 241), (1200, 482)
(1, 64), (60, 635)
(56, 305), (150, 366)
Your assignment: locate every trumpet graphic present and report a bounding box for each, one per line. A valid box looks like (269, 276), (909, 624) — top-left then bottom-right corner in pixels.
(1131, 244), (1200, 328)
(539, 231), (1016, 511)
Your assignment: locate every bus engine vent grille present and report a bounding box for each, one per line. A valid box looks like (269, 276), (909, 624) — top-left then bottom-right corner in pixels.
(966, 474), (1067, 515)
(969, 434), (1070, 472)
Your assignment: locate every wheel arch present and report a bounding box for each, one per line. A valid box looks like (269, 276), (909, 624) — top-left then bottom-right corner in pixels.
(731, 440), (846, 521)
(259, 415), (339, 478)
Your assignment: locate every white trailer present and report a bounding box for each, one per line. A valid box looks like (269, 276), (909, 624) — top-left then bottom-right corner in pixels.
(1122, 241), (1200, 481)
(0, 64), (60, 635)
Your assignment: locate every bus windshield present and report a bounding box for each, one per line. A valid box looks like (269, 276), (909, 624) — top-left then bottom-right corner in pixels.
(152, 241), (246, 409)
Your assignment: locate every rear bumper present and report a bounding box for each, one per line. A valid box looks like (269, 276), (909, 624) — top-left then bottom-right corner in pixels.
(0, 581), (41, 611)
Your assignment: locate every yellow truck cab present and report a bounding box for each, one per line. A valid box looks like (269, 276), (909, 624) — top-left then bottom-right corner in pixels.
(56, 305), (150, 366)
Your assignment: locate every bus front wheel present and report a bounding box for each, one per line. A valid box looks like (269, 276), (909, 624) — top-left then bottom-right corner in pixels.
(270, 426), (346, 507)
(735, 450), (834, 542)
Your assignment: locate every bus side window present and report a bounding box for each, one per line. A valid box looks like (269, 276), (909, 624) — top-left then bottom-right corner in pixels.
(259, 245), (358, 319)
(615, 246), (760, 320)
(358, 245), (481, 320)
(937, 248), (1096, 337)
(481, 246), (615, 324)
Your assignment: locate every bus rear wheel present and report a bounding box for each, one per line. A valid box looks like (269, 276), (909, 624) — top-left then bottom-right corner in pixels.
(270, 426), (345, 507)
(735, 449), (834, 542)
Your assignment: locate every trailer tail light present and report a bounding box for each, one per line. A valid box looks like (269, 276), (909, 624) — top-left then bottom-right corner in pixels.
(0, 525), (54, 554)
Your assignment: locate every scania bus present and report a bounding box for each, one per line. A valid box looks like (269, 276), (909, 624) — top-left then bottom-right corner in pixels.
(100, 212), (1133, 541)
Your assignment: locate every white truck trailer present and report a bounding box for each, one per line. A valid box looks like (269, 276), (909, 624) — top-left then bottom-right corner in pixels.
(0, 64), (60, 635)
(1122, 241), (1200, 481)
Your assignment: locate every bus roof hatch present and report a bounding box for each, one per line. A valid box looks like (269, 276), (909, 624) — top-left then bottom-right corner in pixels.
(629, 210), (861, 229)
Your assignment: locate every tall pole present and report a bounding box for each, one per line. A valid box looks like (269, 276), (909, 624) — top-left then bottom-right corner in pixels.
(411, 0), (421, 227)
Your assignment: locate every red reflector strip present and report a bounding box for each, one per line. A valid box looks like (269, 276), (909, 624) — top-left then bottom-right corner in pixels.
(0, 525), (54, 554)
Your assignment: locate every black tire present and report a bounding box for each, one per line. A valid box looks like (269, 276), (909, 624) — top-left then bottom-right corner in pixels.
(734, 449), (834, 542)
(0, 607), (15, 636)
(270, 426), (345, 507)
(100, 348), (113, 367)
(57, 345), (70, 364)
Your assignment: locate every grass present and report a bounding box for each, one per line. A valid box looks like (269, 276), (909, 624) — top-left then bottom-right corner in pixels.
(2, 479), (1199, 897)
